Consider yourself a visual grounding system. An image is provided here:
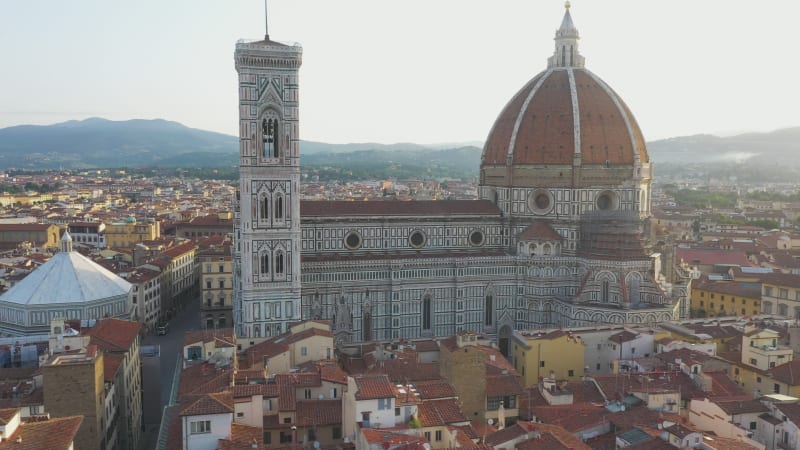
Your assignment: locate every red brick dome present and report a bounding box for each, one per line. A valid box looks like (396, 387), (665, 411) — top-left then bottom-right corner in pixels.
(480, 5), (649, 189)
(481, 68), (648, 168)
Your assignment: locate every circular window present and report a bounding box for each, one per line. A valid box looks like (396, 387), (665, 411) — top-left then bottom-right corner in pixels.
(344, 231), (362, 250)
(527, 189), (553, 214)
(596, 191), (618, 211)
(469, 230), (485, 246)
(409, 230), (426, 248)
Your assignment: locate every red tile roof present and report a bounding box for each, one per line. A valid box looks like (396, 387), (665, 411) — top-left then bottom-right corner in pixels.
(412, 380), (458, 399)
(485, 374), (523, 397)
(85, 318), (141, 352)
(102, 352), (125, 382)
(417, 398), (468, 426)
(180, 391), (234, 416)
(0, 415), (82, 450)
(295, 399), (342, 426)
(518, 221), (563, 241)
(217, 423), (266, 450)
(301, 200), (501, 217)
(353, 374), (395, 400)
(0, 408), (17, 425)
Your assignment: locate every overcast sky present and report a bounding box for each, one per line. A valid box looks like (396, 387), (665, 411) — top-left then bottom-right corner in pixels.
(1, 1), (797, 144)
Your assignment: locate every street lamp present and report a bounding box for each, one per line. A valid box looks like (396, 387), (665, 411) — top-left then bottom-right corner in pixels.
(291, 425), (297, 450)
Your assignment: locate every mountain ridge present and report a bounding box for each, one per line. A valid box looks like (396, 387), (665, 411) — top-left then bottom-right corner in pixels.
(0, 118), (798, 170)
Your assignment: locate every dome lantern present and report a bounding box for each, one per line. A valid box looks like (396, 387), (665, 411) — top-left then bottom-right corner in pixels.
(547, 1), (585, 69)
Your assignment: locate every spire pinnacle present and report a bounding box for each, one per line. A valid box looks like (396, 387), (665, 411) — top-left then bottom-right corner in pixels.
(264, 0), (270, 41)
(547, 2), (585, 68)
(61, 230), (73, 253)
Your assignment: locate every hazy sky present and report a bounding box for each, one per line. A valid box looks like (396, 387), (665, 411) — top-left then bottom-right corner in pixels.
(2, 1), (798, 144)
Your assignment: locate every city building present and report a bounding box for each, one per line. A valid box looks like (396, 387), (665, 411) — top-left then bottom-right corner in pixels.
(0, 408), (82, 450)
(0, 223), (60, 251)
(175, 213), (233, 240)
(83, 318), (143, 450)
(690, 277), (762, 318)
(104, 218), (160, 249)
(0, 232), (132, 336)
(511, 329), (585, 384)
(198, 235), (233, 330)
(143, 240), (198, 319)
(42, 345), (106, 450)
(761, 273), (800, 319)
(233, 3), (684, 346)
(67, 221), (106, 248)
(124, 267), (163, 331)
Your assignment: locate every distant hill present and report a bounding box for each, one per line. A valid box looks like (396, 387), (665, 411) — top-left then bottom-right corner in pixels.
(0, 118), (798, 173)
(647, 127), (800, 164)
(0, 118), (238, 168)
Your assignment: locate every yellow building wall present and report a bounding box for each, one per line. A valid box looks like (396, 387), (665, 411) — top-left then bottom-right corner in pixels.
(513, 334), (585, 386)
(690, 287), (760, 318)
(104, 221), (160, 248)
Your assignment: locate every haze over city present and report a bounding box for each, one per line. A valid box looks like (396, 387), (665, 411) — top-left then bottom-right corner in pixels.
(2, 1), (798, 144)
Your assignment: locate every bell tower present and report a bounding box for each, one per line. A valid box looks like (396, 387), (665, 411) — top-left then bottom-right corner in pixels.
(233, 14), (302, 339)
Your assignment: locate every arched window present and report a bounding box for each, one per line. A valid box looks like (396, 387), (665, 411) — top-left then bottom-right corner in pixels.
(275, 251), (284, 275)
(484, 295), (493, 326)
(422, 295), (432, 330)
(602, 280), (610, 303)
(253, 303), (260, 320)
(561, 45), (566, 66)
(570, 46), (574, 66)
(262, 117), (280, 158)
(260, 253), (269, 274)
(629, 277), (640, 305)
(260, 196), (269, 220)
(253, 324), (261, 338)
(275, 194), (284, 220)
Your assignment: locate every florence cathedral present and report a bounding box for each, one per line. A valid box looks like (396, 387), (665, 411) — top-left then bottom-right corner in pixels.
(232, 4), (688, 352)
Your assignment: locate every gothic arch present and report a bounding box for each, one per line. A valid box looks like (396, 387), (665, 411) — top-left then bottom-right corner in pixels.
(595, 271), (617, 282)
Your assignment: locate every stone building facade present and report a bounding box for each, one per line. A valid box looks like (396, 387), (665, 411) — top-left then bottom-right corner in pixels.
(233, 5), (685, 349)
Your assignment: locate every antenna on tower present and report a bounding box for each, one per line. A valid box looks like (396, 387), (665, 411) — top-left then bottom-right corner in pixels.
(264, 0), (270, 40)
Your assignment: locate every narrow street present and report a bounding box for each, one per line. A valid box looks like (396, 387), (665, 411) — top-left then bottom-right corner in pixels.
(141, 298), (201, 447)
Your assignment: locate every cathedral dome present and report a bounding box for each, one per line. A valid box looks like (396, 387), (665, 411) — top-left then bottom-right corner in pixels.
(481, 4), (649, 189)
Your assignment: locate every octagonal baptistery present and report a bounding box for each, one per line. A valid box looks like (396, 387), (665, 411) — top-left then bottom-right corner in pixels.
(480, 3), (653, 240)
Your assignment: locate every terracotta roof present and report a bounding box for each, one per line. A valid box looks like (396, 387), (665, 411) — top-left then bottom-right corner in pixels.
(177, 363), (233, 401)
(412, 379), (458, 399)
(0, 224), (54, 232)
(183, 328), (236, 347)
(0, 415), (82, 450)
(353, 374), (395, 400)
(162, 240), (197, 258)
(300, 200), (501, 217)
(318, 364), (348, 385)
(609, 330), (639, 344)
(412, 339), (439, 352)
(217, 423), (266, 450)
(180, 391), (234, 416)
(295, 399), (341, 426)
(676, 248), (752, 268)
(766, 358), (800, 385)
(518, 222), (563, 241)
(417, 398), (468, 426)
(274, 372), (321, 389)
(276, 379), (296, 412)
(360, 428), (428, 449)
(231, 384), (273, 398)
(0, 408), (17, 425)
(102, 352), (125, 382)
(85, 318), (141, 352)
(485, 374), (523, 397)
(715, 399), (768, 416)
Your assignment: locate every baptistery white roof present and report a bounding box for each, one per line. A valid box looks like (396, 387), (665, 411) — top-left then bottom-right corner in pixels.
(0, 232), (131, 306)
